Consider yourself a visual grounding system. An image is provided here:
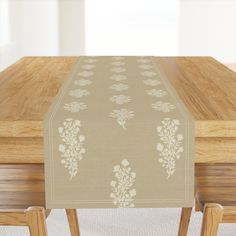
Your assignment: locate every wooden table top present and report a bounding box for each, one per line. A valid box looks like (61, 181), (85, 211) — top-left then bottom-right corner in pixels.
(0, 56), (236, 138)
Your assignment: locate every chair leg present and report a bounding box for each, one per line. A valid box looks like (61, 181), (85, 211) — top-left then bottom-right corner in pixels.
(66, 209), (81, 236)
(26, 207), (48, 236)
(178, 207), (192, 236)
(200, 203), (223, 236)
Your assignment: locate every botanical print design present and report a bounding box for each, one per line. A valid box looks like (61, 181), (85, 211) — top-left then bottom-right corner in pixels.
(112, 56), (125, 60)
(69, 89), (90, 98)
(78, 71), (94, 77)
(110, 83), (129, 92)
(156, 118), (184, 179)
(137, 58), (150, 63)
(111, 67), (126, 73)
(151, 101), (175, 113)
(143, 79), (161, 86)
(141, 71), (157, 77)
(84, 58), (97, 63)
(110, 74), (127, 81)
(110, 159), (136, 207)
(81, 64), (95, 70)
(74, 79), (92, 86)
(138, 64), (153, 70)
(110, 95), (131, 105)
(110, 109), (134, 130)
(111, 61), (125, 66)
(64, 102), (87, 113)
(58, 119), (86, 180)
(146, 89), (167, 98)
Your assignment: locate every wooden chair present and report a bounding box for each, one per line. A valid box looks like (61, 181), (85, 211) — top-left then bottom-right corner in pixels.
(0, 164), (80, 236)
(178, 164), (236, 236)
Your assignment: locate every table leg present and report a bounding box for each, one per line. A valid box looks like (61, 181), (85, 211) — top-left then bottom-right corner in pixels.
(66, 209), (81, 236)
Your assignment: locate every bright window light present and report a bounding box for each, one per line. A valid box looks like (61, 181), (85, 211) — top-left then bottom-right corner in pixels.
(0, 0), (9, 47)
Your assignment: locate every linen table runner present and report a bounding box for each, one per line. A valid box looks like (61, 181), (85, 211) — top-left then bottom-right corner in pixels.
(44, 56), (194, 208)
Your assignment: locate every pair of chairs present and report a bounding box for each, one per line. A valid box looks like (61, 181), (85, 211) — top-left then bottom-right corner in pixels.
(0, 164), (235, 236)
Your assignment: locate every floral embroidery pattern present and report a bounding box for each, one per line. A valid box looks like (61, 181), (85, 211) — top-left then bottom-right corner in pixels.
(74, 79), (92, 86)
(78, 71), (94, 77)
(110, 159), (136, 207)
(143, 79), (161, 86)
(110, 83), (129, 92)
(81, 64), (95, 70)
(69, 89), (90, 98)
(110, 109), (134, 129)
(110, 95), (131, 105)
(146, 89), (167, 98)
(156, 118), (184, 178)
(112, 56), (125, 60)
(141, 71), (157, 77)
(110, 74), (127, 81)
(138, 64), (153, 70)
(137, 58), (150, 63)
(111, 67), (126, 73)
(64, 102), (87, 113)
(111, 61), (125, 66)
(58, 119), (86, 180)
(152, 101), (175, 113)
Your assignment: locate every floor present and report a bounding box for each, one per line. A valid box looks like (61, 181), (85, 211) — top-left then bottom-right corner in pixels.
(0, 208), (236, 236)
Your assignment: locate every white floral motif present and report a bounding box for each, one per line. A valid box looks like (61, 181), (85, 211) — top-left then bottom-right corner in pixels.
(137, 58), (150, 63)
(143, 79), (161, 86)
(141, 71), (157, 77)
(58, 119), (85, 180)
(110, 159), (136, 207)
(78, 71), (94, 77)
(64, 102), (87, 113)
(138, 64), (153, 70)
(111, 61), (125, 66)
(111, 67), (126, 73)
(110, 95), (131, 105)
(112, 56), (125, 60)
(152, 101), (175, 112)
(146, 89), (167, 98)
(110, 74), (127, 81)
(74, 79), (92, 86)
(84, 58), (97, 63)
(110, 83), (129, 92)
(81, 64), (95, 70)
(156, 118), (184, 179)
(69, 89), (90, 98)
(110, 109), (134, 129)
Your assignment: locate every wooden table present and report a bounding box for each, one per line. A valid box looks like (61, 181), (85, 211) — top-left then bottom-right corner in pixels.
(0, 57), (236, 234)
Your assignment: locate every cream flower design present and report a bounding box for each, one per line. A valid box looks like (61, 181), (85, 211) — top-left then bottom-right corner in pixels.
(111, 61), (125, 66)
(137, 58), (150, 63)
(81, 64), (95, 70)
(110, 74), (127, 81)
(64, 102), (87, 113)
(156, 118), (184, 178)
(138, 64), (153, 70)
(110, 83), (129, 92)
(74, 79), (92, 86)
(110, 95), (131, 105)
(111, 67), (126, 73)
(112, 56), (125, 60)
(78, 71), (94, 77)
(146, 89), (167, 98)
(141, 71), (157, 77)
(110, 109), (134, 129)
(143, 79), (161, 86)
(151, 101), (175, 112)
(84, 58), (97, 63)
(58, 118), (85, 180)
(110, 159), (136, 207)
(69, 89), (90, 98)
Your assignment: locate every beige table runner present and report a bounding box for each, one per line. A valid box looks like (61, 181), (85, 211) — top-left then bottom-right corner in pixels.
(44, 56), (194, 208)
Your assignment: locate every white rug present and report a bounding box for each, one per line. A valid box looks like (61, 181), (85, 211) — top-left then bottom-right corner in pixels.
(0, 208), (236, 236)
